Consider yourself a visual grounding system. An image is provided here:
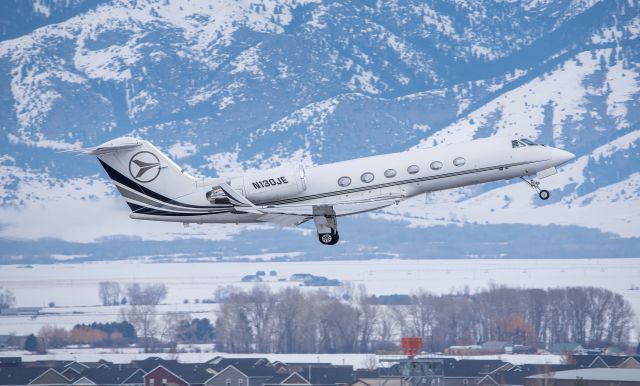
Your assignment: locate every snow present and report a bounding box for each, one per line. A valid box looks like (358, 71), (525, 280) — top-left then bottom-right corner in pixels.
(127, 91), (159, 119)
(0, 347), (570, 368)
(1, 258), (639, 335)
(417, 49), (621, 148)
(592, 131), (640, 162)
(203, 146), (245, 177)
(348, 68), (381, 95)
(379, 166), (640, 238)
(0, 348), (388, 368)
(32, 0), (51, 18)
(0, 304), (218, 336)
(230, 45), (265, 79)
(0, 165), (243, 242)
(250, 97), (341, 146)
(605, 58), (640, 129)
(168, 141), (198, 159)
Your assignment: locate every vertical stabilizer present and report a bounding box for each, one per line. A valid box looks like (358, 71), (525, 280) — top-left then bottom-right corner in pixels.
(88, 137), (201, 214)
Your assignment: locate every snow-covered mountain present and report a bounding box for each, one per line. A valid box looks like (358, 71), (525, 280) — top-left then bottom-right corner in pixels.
(0, 0), (638, 262)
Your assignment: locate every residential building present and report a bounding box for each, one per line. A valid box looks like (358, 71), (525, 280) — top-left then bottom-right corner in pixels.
(524, 368), (640, 386)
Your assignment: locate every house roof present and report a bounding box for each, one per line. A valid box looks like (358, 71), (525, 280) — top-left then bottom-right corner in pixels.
(350, 378), (403, 386)
(264, 372), (310, 385)
(132, 358), (179, 372)
(0, 358), (22, 367)
(548, 342), (582, 354)
(443, 359), (506, 377)
(0, 368), (49, 385)
(570, 354), (601, 368)
(80, 367), (144, 385)
(599, 355), (631, 367)
(481, 341), (509, 351)
(354, 370), (379, 379)
(295, 366), (356, 385)
(23, 360), (72, 368)
(0, 368), (69, 386)
(570, 354), (634, 368)
(526, 368), (640, 382)
(509, 364), (580, 384)
(207, 358), (275, 377)
(157, 363), (218, 384)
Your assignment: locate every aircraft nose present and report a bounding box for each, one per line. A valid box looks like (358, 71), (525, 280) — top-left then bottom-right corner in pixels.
(550, 147), (575, 166)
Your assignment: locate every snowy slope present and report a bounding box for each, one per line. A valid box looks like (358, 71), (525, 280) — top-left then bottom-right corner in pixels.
(0, 0), (639, 260)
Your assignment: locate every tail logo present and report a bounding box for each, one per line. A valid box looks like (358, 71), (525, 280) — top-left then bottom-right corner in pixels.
(129, 151), (161, 183)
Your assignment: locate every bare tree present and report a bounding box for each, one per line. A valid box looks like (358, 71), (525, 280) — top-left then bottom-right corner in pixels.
(356, 285), (378, 352)
(38, 325), (69, 350)
(98, 281), (121, 306)
(160, 311), (191, 349)
(0, 286), (16, 311)
(127, 283), (167, 305)
(123, 304), (159, 352)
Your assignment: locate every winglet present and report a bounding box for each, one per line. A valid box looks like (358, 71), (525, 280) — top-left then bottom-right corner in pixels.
(218, 183), (263, 214)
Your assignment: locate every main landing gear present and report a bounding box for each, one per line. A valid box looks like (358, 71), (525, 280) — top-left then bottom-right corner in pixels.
(520, 176), (550, 200)
(314, 213), (339, 245)
(319, 230), (340, 245)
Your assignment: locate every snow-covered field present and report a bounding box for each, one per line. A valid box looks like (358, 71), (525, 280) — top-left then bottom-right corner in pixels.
(1, 258), (639, 337)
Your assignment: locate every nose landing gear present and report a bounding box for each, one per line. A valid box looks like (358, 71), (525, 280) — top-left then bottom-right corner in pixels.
(520, 176), (550, 200)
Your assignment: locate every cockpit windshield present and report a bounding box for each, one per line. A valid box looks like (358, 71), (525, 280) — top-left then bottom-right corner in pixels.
(512, 138), (538, 148)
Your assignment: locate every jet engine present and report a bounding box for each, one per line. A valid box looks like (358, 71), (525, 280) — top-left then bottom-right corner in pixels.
(230, 164), (307, 203)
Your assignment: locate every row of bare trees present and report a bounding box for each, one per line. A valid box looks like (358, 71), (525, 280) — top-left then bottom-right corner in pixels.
(99, 281), (168, 306)
(214, 285), (635, 353)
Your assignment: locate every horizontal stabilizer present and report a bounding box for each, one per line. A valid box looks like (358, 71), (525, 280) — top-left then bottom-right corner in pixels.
(62, 138), (143, 155)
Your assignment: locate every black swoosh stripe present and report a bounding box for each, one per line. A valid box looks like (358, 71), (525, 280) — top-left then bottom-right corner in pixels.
(115, 184), (231, 214)
(128, 203), (232, 217)
(99, 159), (221, 210)
(258, 159), (544, 206)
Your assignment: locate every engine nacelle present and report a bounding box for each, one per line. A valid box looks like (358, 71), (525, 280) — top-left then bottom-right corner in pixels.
(230, 164), (307, 203)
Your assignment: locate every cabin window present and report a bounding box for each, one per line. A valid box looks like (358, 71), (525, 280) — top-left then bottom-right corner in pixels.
(238, 379), (243, 386)
(337, 176), (351, 187)
(162, 379), (167, 386)
(430, 161), (443, 170)
(512, 140), (523, 148)
(226, 379), (231, 386)
(149, 380), (154, 386)
(407, 165), (420, 174)
(384, 169), (397, 178)
(360, 172), (375, 183)
(521, 138), (537, 146)
(453, 157), (466, 167)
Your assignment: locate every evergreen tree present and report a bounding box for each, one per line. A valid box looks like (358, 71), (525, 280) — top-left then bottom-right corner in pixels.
(24, 334), (38, 352)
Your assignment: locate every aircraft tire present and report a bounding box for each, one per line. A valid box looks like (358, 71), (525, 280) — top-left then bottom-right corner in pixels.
(539, 190), (550, 200)
(319, 233), (335, 245)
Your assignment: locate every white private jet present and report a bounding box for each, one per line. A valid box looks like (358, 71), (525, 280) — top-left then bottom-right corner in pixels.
(84, 136), (574, 245)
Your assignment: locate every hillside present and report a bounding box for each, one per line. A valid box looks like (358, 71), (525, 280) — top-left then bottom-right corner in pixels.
(0, 0), (638, 262)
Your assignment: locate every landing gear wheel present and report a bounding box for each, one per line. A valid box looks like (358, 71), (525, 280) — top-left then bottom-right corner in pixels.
(318, 230), (340, 245)
(539, 190), (550, 200)
(319, 233), (335, 245)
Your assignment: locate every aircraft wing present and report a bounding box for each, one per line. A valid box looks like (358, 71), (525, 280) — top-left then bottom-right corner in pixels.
(256, 213), (310, 226)
(215, 183), (398, 226)
(260, 197), (399, 217)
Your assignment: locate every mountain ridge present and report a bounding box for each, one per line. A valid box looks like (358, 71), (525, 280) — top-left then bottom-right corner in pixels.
(0, 0), (638, 261)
